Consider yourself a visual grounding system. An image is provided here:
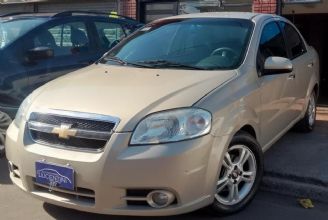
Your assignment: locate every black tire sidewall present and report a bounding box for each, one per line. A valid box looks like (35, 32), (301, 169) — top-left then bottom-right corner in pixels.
(295, 91), (317, 132)
(208, 131), (264, 215)
(305, 92), (317, 131)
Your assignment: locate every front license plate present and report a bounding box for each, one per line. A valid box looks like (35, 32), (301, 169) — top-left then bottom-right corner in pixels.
(35, 161), (75, 191)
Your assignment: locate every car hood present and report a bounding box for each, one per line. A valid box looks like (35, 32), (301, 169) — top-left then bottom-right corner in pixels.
(30, 64), (236, 132)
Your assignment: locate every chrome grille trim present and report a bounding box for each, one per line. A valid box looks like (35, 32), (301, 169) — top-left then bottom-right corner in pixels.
(29, 109), (120, 130)
(27, 110), (120, 151)
(28, 121), (112, 141)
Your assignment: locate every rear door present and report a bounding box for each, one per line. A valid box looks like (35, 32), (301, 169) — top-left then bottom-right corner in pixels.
(280, 21), (313, 115)
(23, 18), (97, 93)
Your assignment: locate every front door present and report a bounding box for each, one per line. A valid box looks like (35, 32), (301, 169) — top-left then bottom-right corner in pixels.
(257, 20), (296, 146)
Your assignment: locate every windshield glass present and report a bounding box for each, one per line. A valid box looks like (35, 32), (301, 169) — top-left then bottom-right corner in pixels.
(103, 18), (253, 70)
(0, 18), (45, 49)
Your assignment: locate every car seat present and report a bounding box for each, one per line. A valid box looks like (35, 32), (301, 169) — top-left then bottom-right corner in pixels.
(71, 27), (88, 48)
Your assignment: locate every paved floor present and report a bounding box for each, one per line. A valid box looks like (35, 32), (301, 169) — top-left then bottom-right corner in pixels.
(1, 164), (328, 220)
(262, 107), (328, 201)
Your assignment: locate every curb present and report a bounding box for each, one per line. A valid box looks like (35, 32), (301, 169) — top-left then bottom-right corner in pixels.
(261, 172), (328, 203)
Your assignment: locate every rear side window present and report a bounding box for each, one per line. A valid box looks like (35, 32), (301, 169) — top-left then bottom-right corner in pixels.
(259, 21), (288, 60)
(94, 22), (125, 50)
(33, 21), (90, 57)
(280, 22), (306, 59)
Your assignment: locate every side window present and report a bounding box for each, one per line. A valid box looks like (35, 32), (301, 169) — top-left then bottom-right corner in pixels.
(257, 21), (288, 73)
(280, 22), (306, 59)
(259, 22), (288, 59)
(94, 22), (126, 50)
(33, 22), (90, 57)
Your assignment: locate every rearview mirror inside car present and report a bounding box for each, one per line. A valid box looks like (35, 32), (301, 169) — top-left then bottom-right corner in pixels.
(264, 56), (293, 75)
(26, 47), (54, 62)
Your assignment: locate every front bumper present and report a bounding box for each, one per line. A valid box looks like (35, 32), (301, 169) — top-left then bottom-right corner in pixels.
(6, 122), (230, 216)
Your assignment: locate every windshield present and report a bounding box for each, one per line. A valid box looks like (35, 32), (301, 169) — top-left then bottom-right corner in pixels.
(103, 18), (253, 70)
(0, 18), (45, 49)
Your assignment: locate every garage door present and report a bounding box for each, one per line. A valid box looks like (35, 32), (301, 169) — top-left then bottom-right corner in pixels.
(37, 1), (117, 13)
(139, 2), (179, 23)
(0, 3), (34, 16)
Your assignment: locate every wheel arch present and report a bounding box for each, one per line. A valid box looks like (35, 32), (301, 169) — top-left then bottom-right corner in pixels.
(238, 124), (257, 140)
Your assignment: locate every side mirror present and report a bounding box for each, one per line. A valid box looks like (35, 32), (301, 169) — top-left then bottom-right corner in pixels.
(263, 56), (293, 75)
(26, 47), (54, 62)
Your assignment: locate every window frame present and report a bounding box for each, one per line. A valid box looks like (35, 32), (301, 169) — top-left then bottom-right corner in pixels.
(91, 17), (128, 51)
(256, 19), (289, 76)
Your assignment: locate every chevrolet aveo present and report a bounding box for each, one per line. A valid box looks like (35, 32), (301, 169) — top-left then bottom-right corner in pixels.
(6, 12), (319, 216)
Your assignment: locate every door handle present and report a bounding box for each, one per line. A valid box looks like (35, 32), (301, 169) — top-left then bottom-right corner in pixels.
(288, 73), (296, 80)
(308, 62), (314, 68)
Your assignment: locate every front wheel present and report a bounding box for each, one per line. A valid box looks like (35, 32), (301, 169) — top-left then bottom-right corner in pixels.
(208, 131), (263, 215)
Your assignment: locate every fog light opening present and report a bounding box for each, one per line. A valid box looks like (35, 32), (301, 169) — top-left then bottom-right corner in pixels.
(146, 190), (175, 208)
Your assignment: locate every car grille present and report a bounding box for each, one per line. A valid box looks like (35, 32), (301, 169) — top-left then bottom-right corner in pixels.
(32, 177), (96, 206)
(27, 111), (119, 152)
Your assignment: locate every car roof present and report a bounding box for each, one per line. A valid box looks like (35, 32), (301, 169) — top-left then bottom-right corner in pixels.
(159, 12), (275, 21)
(0, 11), (139, 23)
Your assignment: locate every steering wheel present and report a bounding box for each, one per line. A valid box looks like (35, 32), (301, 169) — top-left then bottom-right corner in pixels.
(211, 47), (237, 58)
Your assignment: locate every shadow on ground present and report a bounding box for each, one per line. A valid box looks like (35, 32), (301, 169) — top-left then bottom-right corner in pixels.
(0, 158), (11, 184)
(43, 203), (210, 220)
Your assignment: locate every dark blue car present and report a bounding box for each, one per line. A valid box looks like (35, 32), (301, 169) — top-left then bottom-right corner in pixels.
(0, 11), (142, 152)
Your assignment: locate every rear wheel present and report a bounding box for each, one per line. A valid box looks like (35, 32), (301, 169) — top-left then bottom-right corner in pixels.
(208, 131), (263, 215)
(295, 91), (316, 132)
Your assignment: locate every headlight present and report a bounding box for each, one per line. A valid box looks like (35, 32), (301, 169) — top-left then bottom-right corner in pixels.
(130, 108), (212, 145)
(14, 95), (32, 127)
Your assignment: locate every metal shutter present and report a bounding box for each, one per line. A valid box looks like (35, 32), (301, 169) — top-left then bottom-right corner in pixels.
(0, 3), (34, 15)
(37, 1), (118, 13)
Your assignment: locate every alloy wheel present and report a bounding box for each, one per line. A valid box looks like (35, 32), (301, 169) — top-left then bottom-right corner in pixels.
(215, 145), (257, 206)
(308, 93), (316, 127)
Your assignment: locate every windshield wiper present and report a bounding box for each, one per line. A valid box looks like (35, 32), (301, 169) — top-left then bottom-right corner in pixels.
(103, 56), (127, 65)
(137, 60), (206, 70)
(102, 56), (154, 68)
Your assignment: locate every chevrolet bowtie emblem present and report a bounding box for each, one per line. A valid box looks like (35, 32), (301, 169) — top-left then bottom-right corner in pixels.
(51, 124), (77, 139)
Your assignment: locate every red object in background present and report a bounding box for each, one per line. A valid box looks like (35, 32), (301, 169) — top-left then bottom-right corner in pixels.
(121, 0), (137, 19)
(252, 0), (277, 14)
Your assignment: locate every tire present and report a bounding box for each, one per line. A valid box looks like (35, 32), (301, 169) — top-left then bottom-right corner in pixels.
(0, 111), (12, 158)
(207, 131), (263, 216)
(294, 91), (317, 133)
(0, 145), (4, 158)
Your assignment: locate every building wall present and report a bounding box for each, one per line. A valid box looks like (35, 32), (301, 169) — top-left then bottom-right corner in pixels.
(283, 0), (328, 14)
(0, 0), (138, 18)
(0, 3), (34, 14)
(36, 0), (117, 13)
(120, 0), (136, 18)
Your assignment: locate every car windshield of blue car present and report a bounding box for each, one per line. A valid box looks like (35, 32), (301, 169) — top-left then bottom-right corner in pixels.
(0, 18), (45, 49)
(103, 18), (254, 70)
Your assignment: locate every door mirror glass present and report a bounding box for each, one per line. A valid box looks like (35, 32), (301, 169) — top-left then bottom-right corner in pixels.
(26, 46), (54, 62)
(264, 56), (293, 75)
